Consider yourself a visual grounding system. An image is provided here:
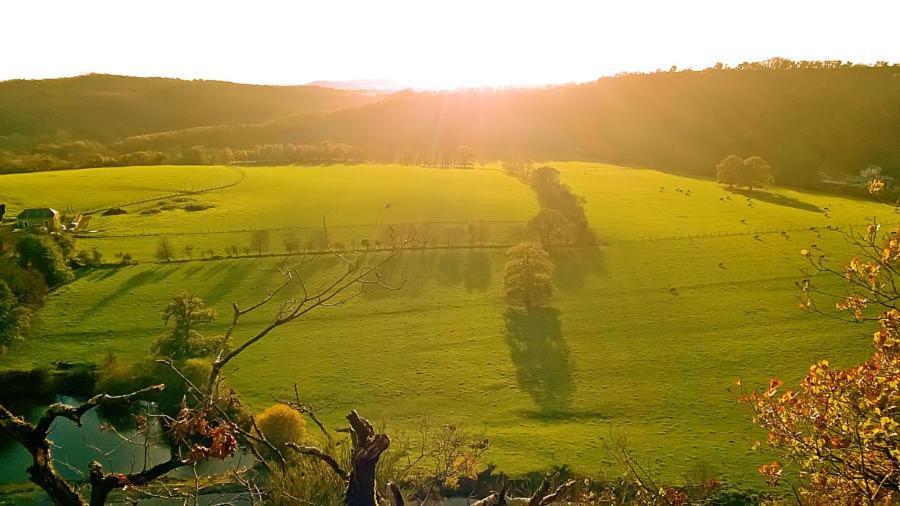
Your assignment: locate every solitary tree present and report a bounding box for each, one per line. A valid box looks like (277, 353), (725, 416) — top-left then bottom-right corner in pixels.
(527, 209), (573, 247)
(715, 155), (744, 188)
(456, 145), (476, 167)
(151, 293), (221, 360)
(504, 242), (555, 310)
(467, 220), (490, 248)
(283, 232), (301, 254)
(741, 156), (774, 191)
(155, 237), (175, 262)
(530, 165), (562, 194)
(250, 230), (271, 256)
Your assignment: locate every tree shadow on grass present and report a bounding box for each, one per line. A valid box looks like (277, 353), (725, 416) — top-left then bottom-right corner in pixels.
(181, 263), (205, 278)
(504, 307), (572, 416)
(550, 246), (605, 291)
(363, 252), (429, 300)
(727, 188), (823, 213)
(436, 251), (462, 286)
(463, 250), (492, 291)
(82, 266), (174, 317)
(204, 260), (261, 305)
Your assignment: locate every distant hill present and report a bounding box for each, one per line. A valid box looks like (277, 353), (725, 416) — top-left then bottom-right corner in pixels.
(0, 74), (380, 143)
(3, 60), (899, 187)
(306, 78), (406, 92)
(122, 61), (900, 185)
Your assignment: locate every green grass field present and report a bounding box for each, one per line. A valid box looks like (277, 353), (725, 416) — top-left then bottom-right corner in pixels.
(0, 162), (890, 484)
(2, 164), (538, 260)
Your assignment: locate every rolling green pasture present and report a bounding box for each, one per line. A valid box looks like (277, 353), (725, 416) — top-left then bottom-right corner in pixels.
(554, 162), (896, 241)
(0, 162), (890, 484)
(0, 165), (240, 214)
(2, 164), (538, 260)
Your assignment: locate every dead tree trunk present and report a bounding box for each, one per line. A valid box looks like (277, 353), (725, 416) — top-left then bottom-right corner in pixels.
(345, 410), (390, 506)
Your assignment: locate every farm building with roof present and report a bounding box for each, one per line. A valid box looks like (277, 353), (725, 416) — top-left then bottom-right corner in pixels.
(16, 208), (60, 230)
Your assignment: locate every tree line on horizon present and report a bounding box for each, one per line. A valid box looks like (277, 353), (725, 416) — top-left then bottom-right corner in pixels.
(0, 58), (898, 189)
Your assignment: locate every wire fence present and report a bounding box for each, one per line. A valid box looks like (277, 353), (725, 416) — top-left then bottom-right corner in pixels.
(81, 168), (246, 216)
(73, 220), (527, 239)
(74, 218), (900, 246)
(630, 220), (900, 243)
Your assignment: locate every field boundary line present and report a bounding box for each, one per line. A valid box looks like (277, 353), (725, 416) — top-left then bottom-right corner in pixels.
(73, 219), (527, 239)
(627, 219), (900, 243)
(81, 167), (246, 216)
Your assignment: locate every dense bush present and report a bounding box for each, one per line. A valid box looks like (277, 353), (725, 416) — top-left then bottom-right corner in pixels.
(0, 258), (47, 307)
(15, 235), (74, 287)
(255, 404), (308, 451)
(0, 280), (32, 349)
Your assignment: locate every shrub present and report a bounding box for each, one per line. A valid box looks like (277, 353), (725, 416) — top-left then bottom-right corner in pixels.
(256, 404), (307, 450)
(96, 352), (141, 395)
(15, 235), (74, 287)
(0, 280), (32, 347)
(0, 258), (48, 307)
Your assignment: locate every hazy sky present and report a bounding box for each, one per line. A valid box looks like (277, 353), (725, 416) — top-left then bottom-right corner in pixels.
(2, 0), (898, 89)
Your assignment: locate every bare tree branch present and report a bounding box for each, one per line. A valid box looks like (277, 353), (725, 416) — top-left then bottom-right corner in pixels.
(284, 443), (349, 481)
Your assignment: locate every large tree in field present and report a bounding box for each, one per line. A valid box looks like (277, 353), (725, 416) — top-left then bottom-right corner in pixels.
(741, 155), (774, 191)
(715, 154), (743, 188)
(504, 242), (555, 310)
(250, 229), (271, 256)
(151, 292), (221, 360)
(155, 237), (175, 262)
(716, 155), (774, 191)
(527, 208), (573, 247)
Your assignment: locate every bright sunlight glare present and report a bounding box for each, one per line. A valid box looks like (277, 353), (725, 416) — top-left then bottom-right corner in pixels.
(2, 0), (898, 88)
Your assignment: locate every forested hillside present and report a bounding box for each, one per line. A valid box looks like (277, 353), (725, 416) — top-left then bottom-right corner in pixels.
(2, 60), (899, 185)
(0, 74), (379, 144)
(119, 60), (900, 185)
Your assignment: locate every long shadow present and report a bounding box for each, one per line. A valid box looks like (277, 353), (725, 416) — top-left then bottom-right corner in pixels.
(463, 250), (492, 291)
(181, 263), (205, 278)
(727, 188), (823, 213)
(436, 251), (462, 286)
(82, 266), (174, 317)
(364, 252), (434, 300)
(550, 247), (605, 291)
(204, 261), (261, 305)
(504, 307), (572, 415)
